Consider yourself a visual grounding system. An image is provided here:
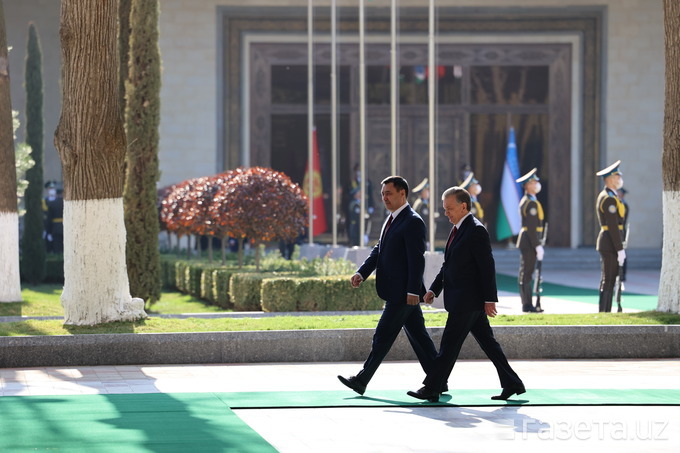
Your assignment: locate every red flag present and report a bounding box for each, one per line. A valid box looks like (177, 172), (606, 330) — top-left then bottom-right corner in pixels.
(303, 128), (327, 236)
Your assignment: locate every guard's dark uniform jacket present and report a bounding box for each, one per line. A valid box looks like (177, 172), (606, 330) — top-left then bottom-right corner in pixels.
(596, 187), (626, 312)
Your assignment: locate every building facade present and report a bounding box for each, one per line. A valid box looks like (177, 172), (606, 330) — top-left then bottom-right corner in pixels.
(5, 0), (664, 248)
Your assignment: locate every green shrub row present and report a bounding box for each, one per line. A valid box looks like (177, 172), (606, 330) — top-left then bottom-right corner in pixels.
(162, 257), (384, 312)
(261, 275), (382, 312)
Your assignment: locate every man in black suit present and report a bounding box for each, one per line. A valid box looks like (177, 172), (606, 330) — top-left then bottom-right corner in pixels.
(408, 186), (525, 402)
(338, 176), (439, 395)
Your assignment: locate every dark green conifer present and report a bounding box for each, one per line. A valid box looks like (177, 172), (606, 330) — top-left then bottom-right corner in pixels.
(123, 0), (161, 303)
(20, 23), (46, 284)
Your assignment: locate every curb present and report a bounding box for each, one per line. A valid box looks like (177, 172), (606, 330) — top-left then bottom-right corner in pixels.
(1, 325), (678, 367)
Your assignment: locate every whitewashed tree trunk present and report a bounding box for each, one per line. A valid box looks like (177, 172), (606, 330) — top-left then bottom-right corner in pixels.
(55, 0), (145, 324)
(659, 192), (680, 312)
(659, 1), (680, 313)
(61, 199), (145, 324)
(0, 213), (21, 302)
(0, 2), (22, 302)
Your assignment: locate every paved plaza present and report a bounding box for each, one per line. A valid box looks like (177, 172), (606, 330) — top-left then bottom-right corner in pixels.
(1, 268), (676, 451)
(1, 359), (678, 452)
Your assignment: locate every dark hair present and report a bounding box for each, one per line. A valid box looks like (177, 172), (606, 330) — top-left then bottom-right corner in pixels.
(441, 186), (471, 212)
(381, 176), (409, 196)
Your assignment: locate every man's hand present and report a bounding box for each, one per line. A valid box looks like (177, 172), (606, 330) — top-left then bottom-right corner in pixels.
(484, 302), (497, 318)
(423, 290), (435, 304)
(350, 273), (363, 288)
(406, 294), (420, 306)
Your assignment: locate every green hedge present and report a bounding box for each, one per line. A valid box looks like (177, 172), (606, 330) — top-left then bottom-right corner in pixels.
(229, 272), (298, 312)
(261, 275), (383, 312)
(210, 266), (255, 309)
(159, 257), (177, 289)
(162, 257), (385, 313)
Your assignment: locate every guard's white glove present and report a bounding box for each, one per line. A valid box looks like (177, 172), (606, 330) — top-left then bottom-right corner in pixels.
(535, 245), (544, 261)
(47, 234), (53, 242)
(617, 249), (626, 267)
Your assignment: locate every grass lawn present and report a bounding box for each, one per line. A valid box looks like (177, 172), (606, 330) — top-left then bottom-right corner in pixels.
(0, 284), (678, 337)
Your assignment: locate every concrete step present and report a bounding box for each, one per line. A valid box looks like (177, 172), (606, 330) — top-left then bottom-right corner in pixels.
(492, 247), (661, 272)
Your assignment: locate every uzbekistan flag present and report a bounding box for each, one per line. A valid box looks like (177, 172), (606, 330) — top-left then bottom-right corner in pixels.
(496, 127), (522, 241)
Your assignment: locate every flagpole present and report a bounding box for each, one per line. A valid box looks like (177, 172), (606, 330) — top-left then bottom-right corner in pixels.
(359, 0), (367, 247)
(390, 0), (398, 176)
(427, 0), (436, 251)
(307, 0), (314, 244)
(331, 0), (338, 246)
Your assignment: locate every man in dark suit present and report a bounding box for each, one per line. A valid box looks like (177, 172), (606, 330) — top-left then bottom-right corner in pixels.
(338, 176), (439, 395)
(407, 186), (525, 402)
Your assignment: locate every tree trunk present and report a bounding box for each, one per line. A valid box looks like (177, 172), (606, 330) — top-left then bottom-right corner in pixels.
(0, 1), (22, 302)
(123, 0), (161, 304)
(659, 0), (680, 313)
(55, 0), (145, 325)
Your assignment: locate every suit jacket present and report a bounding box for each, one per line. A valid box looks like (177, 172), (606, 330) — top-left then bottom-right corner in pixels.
(429, 215), (498, 313)
(357, 205), (427, 304)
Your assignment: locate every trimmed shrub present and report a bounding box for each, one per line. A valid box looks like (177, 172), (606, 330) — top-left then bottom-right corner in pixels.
(230, 271), (297, 311)
(258, 274), (384, 312)
(211, 266), (255, 309)
(200, 266), (222, 302)
(187, 264), (205, 298)
(173, 260), (190, 293)
(260, 278), (298, 312)
(159, 257), (176, 289)
(295, 277), (329, 311)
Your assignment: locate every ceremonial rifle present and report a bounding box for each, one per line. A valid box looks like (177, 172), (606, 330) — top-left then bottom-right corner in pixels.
(614, 223), (630, 313)
(533, 222), (548, 311)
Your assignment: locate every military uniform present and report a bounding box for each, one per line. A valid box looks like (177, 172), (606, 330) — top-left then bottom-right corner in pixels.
(460, 172), (484, 223)
(347, 190), (362, 246)
(515, 168), (545, 313)
(595, 161), (626, 312)
(43, 182), (64, 254)
(411, 177), (438, 221)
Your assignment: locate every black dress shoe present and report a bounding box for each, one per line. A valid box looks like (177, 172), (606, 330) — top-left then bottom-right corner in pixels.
(491, 386), (526, 400)
(522, 305), (544, 313)
(407, 386), (440, 403)
(337, 375), (366, 396)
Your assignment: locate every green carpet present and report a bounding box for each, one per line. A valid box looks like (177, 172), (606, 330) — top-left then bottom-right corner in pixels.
(2, 389), (677, 451)
(496, 273), (658, 311)
(0, 393), (277, 452)
(218, 389), (680, 408)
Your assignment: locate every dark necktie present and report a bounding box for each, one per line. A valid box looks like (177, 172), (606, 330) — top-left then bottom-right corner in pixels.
(446, 226), (458, 251)
(381, 215), (393, 242)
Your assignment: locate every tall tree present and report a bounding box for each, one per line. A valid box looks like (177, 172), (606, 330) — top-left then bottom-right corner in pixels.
(659, 0), (680, 313)
(0, 0), (22, 302)
(20, 22), (46, 284)
(118, 0), (131, 114)
(55, 0), (146, 325)
(123, 0), (161, 304)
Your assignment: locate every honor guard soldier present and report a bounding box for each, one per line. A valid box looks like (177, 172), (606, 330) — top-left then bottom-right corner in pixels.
(411, 178), (432, 220)
(515, 168), (545, 313)
(461, 172), (484, 224)
(43, 181), (64, 254)
(595, 160), (626, 312)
